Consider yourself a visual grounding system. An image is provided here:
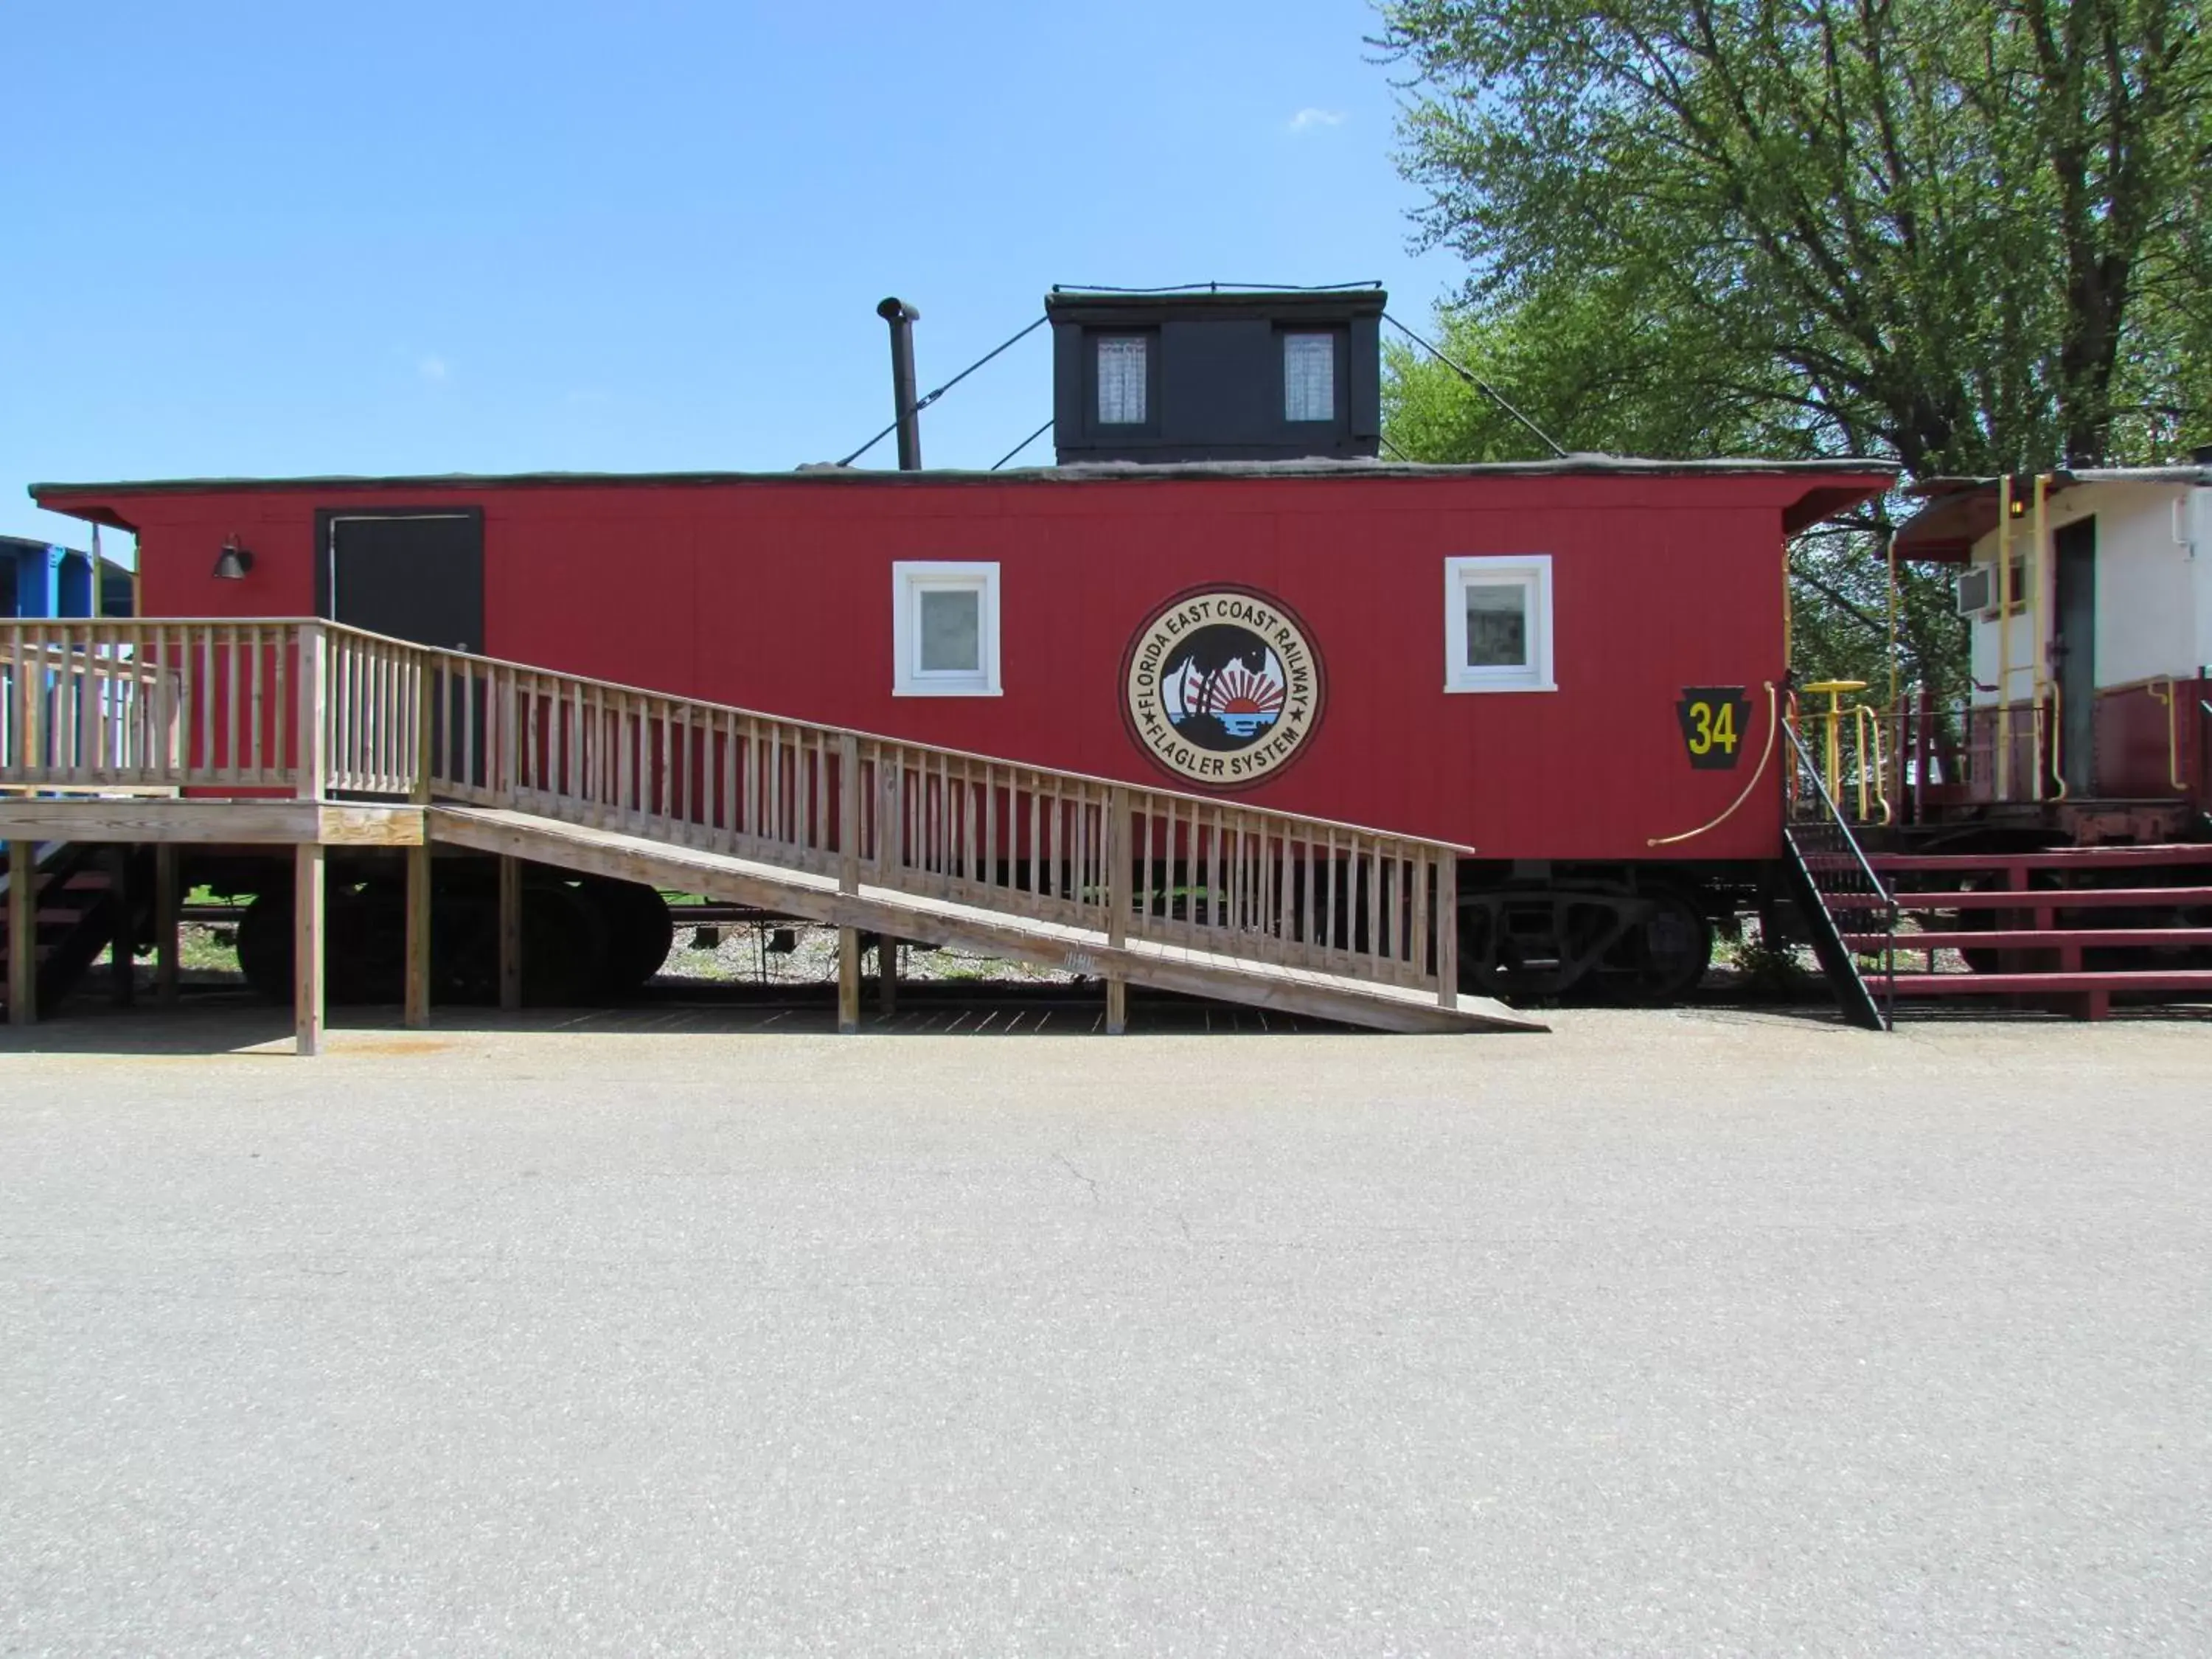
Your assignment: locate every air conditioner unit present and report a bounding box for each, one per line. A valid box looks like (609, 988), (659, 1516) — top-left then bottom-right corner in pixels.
(1955, 565), (1996, 618)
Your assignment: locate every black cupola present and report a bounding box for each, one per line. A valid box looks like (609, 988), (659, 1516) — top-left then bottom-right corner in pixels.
(1046, 287), (1385, 466)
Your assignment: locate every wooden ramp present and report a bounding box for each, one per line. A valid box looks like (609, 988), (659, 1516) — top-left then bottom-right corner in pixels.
(4, 619), (1543, 1045)
(431, 806), (1535, 1034)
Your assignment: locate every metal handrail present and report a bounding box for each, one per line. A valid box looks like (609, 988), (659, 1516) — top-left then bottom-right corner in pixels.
(2148, 679), (2186, 793)
(1850, 703), (1893, 826)
(2043, 679), (2068, 801)
(1786, 724), (1893, 902)
(1784, 720), (1896, 1029)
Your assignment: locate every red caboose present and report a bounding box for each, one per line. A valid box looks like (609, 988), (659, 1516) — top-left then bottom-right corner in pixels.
(26, 288), (1893, 1004)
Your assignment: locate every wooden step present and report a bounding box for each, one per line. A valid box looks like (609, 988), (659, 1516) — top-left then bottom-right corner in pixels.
(1846, 928), (2212, 951)
(1870, 844), (2212, 873)
(1890, 970), (2212, 997)
(1827, 886), (2212, 911)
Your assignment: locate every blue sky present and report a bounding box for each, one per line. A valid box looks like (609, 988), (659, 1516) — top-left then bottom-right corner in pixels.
(3, 0), (1464, 552)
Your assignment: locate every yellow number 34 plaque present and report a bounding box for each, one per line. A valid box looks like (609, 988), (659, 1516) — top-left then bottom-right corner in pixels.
(1676, 686), (1750, 771)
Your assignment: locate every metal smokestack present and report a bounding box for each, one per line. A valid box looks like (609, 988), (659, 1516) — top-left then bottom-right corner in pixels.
(877, 297), (922, 470)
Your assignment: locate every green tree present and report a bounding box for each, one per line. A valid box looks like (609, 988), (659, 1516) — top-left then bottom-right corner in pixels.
(1385, 313), (1969, 699)
(1374, 0), (2211, 693)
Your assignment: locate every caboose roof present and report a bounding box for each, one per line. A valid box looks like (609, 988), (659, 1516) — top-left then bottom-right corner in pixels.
(1895, 465), (2212, 561)
(32, 453), (1896, 535)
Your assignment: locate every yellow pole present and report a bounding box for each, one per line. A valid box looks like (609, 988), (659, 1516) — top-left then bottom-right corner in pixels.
(1827, 696), (1841, 800)
(2031, 473), (2050, 801)
(1885, 525), (1899, 712)
(1802, 680), (1868, 812)
(1995, 476), (2014, 801)
(1885, 523), (1900, 815)
(1782, 540), (1793, 660)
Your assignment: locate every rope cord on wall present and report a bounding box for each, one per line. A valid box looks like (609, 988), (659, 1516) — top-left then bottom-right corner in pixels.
(838, 313), (1051, 467)
(990, 418), (1055, 471)
(1646, 681), (1781, 847)
(1380, 313), (1568, 459)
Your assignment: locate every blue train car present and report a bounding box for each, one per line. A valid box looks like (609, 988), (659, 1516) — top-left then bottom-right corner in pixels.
(1, 534), (133, 618)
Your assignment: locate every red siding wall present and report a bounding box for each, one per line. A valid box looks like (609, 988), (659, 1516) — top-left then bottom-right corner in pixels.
(2092, 678), (2211, 803)
(52, 471), (1874, 861)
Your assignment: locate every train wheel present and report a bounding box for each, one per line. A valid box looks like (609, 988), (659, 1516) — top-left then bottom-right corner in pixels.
(233, 878), (408, 1004)
(574, 877), (675, 995)
(1455, 900), (1517, 1000)
(518, 881), (610, 1006)
(428, 878), (611, 1006)
(431, 886), (500, 1003)
(329, 879), (406, 1004)
(235, 888), (292, 1002)
(1609, 887), (1712, 1004)
(1954, 900), (2001, 975)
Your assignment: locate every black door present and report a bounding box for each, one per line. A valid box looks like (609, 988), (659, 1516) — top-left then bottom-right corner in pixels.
(2053, 518), (2096, 796)
(318, 509), (484, 653)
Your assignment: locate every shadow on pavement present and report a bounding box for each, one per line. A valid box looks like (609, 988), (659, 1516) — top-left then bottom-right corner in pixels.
(0, 978), (1368, 1056)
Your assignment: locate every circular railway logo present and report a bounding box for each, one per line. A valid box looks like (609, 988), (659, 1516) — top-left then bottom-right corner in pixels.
(1120, 585), (1326, 790)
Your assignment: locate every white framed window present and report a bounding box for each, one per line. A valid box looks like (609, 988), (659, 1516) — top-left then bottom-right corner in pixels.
(893, 561), (1001, 696)
(1096, 335), (1148, 425)
(1444, 554), (1555, 692)
(1283, 332), (1335, 422)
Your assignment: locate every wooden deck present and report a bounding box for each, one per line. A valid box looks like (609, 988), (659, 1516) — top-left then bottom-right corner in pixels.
(4, 619), (1539, 1048)
(0, 797), (421, 845)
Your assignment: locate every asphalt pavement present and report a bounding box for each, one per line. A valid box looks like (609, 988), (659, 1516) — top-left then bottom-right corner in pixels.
(3, 1006), (2208, 1656)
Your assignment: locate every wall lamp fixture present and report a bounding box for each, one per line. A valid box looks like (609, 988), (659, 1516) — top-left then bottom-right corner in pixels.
(212, 536), (255, 580)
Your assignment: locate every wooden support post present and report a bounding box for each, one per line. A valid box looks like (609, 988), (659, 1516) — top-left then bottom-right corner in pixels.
(108, 846), (136, 1007)
(294, 841), (325, 1056)
(404, 844), (432, 1029)
(838, 734), (861, 895)
(1435, 852), (1460, 1009)
(874, 933), (897, 1014)
(154, 844), (181, 1008)
(1105, 787), (1128, 946)
(497, 854), (523, 1012)
(876, 751), (900, 878)
(1104, 785), (1127, 1032)
(838, 925), (861, 1033)
(7, 840), (34, 1027)
(296, 622), (328, 801)
(413, 669), (435, 806)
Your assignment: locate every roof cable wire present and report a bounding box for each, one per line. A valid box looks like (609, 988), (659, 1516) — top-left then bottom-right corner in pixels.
(1381, 313), (1569, 459)
(991, 418), (1056, 472)
(838, 313), (1052, 467)
(1378, 434), (1412, 462)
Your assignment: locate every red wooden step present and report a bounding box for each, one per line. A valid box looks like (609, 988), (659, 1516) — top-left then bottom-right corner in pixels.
(1826, 886), (2212, 911)
(1846, 928), (2212, 950)
(1890, 970), (2212, 996)
(1870, 845), (2212, 873)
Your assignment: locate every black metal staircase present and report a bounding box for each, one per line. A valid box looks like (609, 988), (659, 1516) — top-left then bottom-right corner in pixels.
(1, 843), (150, 1017)
(1781, 725), (1896, 1031)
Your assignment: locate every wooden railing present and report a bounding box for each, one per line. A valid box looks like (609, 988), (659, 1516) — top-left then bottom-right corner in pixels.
(2, 619), (302, 790)
(3, 619), (1470, 1004)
